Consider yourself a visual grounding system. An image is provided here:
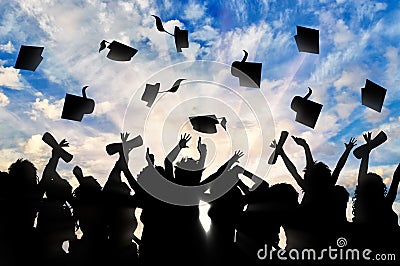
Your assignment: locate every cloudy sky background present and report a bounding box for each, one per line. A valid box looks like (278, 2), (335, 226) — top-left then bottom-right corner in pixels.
(1, 0), (400, 232)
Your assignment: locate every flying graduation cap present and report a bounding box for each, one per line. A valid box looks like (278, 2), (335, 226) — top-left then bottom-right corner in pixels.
(14, 45), (44, 71)
(189, 115), (227, 134)
(141, 79), (185, 107)
(99, 40), (138, 61)
(361, 79), (387, 112)
(291, 87), (323, 129)
(294, 26), (319, 54)
(61, 86), (95, 122)
(231, 50), (262, 88)
(152, 15), (189, 52)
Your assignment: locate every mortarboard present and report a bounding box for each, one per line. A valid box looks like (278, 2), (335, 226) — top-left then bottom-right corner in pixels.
(231, 50), (262, 88)
(14, 45), (44, 71)
(99, 40), (138, 61)
(174, 26), (189, 52)
(42, 132), (73, 163)
(294, 26), (319, 54)
(361, 79), (387, 112)
(353, 131), (387, 159)
(61, 86), (95, 122)
(152, 15), (189, 53)
(106, 135), (143, 156)
(189, 115), (227, 134)
(268, 131), (289, 165)
(291, 87), (323, 129)
(141, 79), (185, 107)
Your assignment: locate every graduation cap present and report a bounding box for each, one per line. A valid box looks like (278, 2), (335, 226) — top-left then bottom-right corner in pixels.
(61, 86), (95, 122)
(231, 50), (262, 88)
(294, 26), (319, 54)
(42, 132), (73, 163)
(291, 87), (323, 129)
(353, 131), (387, 159)
(268, 131), (289, 165)
(152, 15), (189, 52)
(99, 40), (138, 61)
(106, 135), (143, 156)
(361, 79), (387, 112)
(141, 79), (185, 107)
(14, 45), (44, 71)
(189, 115), (227, 134)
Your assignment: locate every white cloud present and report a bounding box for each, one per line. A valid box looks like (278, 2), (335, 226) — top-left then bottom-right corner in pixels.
(190, 25), (219, 45)
(94, 101), (113, 116)
(28, 97), (64, 121)
(384, 46), (400, 92)
(364, 106), (390, 124)
(183, 1), (207, 20)
(0, 91), (10, 107)
(333, 68), (365, 91)
(333, 19), (356, 48)
(23, 134), (47, 156)
(0, 66), (23, 89)
(0, 40), (15, 53)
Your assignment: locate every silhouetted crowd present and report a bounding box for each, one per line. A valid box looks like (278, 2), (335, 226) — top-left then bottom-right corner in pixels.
(0, 132), (399, 266)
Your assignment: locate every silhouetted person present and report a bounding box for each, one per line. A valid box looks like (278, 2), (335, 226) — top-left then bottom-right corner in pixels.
(273, 136), (356, 249)
(236, 181), (299, 264)
(0, 159), (43, 265)
(69, 166), (107, 266)
(205, 152), (246, 265)
(36, 139), (76, 266)
(103, 133), (139, 266)
(352, 132), (400, 252)
(157, 134), (208, 265)
(135, 148), (173, 265)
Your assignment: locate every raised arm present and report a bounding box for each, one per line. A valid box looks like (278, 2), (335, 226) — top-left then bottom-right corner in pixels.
(39, 138), (69, 190)
(386, 163), (400, 205)
(197, 137), (207, 170)
(292, 136), (314, 168)
(164, 133), (191, 180)
(199, 150), (243, 185)
(273, 140), (305, 190)
(331, 137), (357, 184)
(357, 132), (372, 184)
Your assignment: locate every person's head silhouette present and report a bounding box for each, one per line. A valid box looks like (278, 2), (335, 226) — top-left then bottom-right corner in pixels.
(303, 161), (331, 191)
(174, 158), (204, 186)
(8, 159), (38, 188)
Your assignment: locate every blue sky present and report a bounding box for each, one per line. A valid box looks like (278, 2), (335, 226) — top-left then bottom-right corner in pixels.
(0, 0), (399, 217)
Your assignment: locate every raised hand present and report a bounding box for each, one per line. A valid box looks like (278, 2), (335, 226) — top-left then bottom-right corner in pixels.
(363, 132), (372, 144)
(197, 137), (207, 155)
(292, 136), (307, 147)
(179, 133), (191, 149)
(270, 140), (277, 149)
(52, 138), (69, 158)
(73, 166), (83, 179)
(231, 150), (244, 163)
(269, 140), (283, 155)
(345, 137), (357, 150)
(58, 139), (69, 148)
(146, 147), (155, 165)
(120, 132), (130, 143)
